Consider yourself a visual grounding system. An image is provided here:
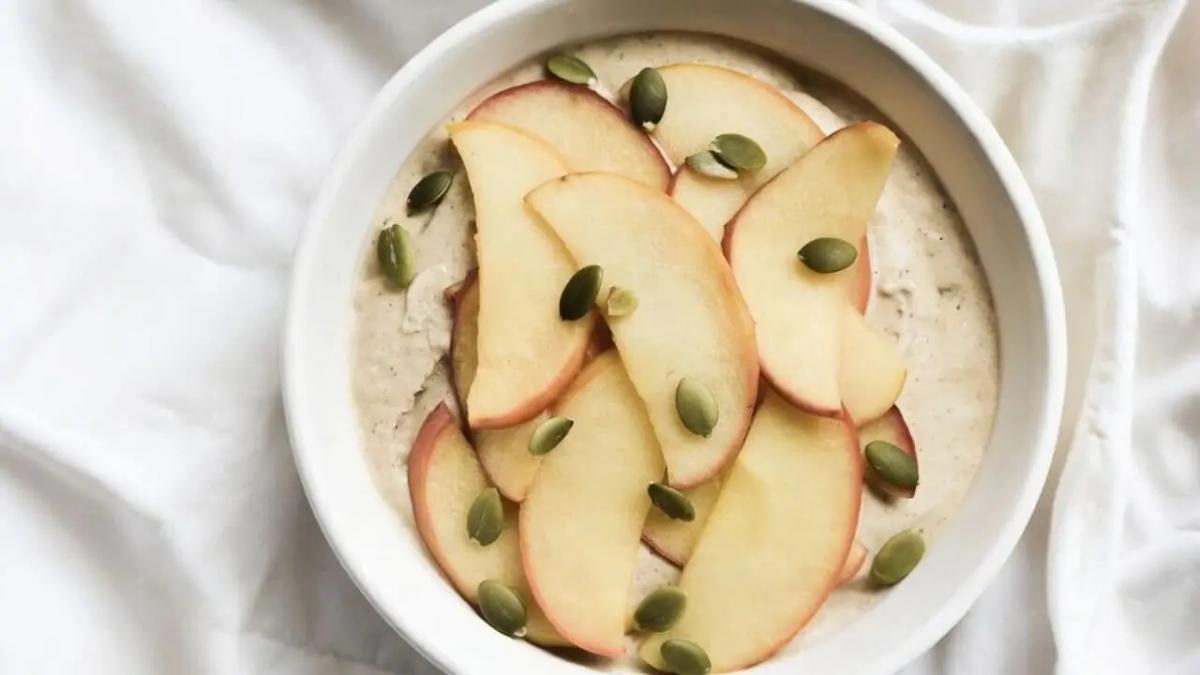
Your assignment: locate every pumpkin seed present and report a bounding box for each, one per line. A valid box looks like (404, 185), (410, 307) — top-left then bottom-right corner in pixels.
(675, 377), (718, 437)
(710, 134), (766, 171)
(865, 440), (918, 489)
(406, 170), (452, 215)
(798, 237), (858, 273)
(660, 639), (711, 675)
(559, 265), (603, 321)
(685, 151), (738, 180)
(529, 417), (573, 455)
(634, 586), (687, 632)
(376, 224), (415, 288)
(477, 580), (528, 637)
(630, 67), (667, 129)
(604, 286), (638, 317)
(545, 53), (596, 85)
(647, 483), (695, 522)
(871, 529), (925, 586)
(466, 487), (503, 546)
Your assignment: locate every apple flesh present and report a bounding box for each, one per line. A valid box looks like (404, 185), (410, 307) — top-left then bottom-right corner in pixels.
(652, 63), (824, 173)
(449, 121), (594, 430)
(520, 351), (665, 656)
(652, 64), (821, 241)
(407, 403), (564, 645)
(641, 474), (723, 566)
(638, 390), (863, 672)
(526, 172), (759, 488)
(470, 80), (670, 191)
(724, 122), (898, 415)
(448, 275), (546, 501)
(858, 405), (918, 498)
(839, 306), (907, 426)
(651, 63), (874, 309)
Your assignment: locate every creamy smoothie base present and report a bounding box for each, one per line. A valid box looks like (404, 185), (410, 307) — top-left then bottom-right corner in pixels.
(351, 32), (998, 664)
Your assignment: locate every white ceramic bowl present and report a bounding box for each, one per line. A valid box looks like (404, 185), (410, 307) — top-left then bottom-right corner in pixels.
(283, 0), (1067, 672)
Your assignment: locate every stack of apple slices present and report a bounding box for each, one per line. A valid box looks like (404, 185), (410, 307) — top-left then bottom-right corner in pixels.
(402, 62), (924, 672)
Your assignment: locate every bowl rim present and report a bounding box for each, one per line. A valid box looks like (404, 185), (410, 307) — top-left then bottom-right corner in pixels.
(283, 0), (1067, 672)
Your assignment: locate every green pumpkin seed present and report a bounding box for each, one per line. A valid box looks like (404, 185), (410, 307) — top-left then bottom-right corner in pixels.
(647, 483), (695, 522)
(406, 170), (453, 215)
(545, 53), (596, 85)
(477, 580), (528, 637)
(466, 487), (503, 546)
(675, 377), (718, 437)
(376, 224), (415, 288)
(529, 416), (573, 455)
(685, 151), (738, 180)
(871, 529), (925, 586)
(865, 440), (918, 489)
(630, 67), (667, 129)
(604, 286), (638, 317)
(798, 237), (858, 274)
(660, 639), (711, 675)
(710, 134), (767, 171)
(559, 265), (603, 321)
(634, 586), (687, 632)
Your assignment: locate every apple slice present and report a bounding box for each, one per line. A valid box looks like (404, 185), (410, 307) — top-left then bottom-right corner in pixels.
(651, 63), (824, 171)
(642, 475), (722, 566)
(449, 121), (594, 430)
(470, 80), (670, 191)
(652, 63), (873, 312)
(449, 275), (546, 501)
(526, 172), (758, 488)
(725, 122), (899, 415)
(839, 306), (907, 426)
(408, 403), (564, 645)
(858, 405), (918, 498)
(838, 541), (868, 584)
(652, 64), (821, 240)
(520, 351), (665, 656)
(638, 391), (863, 671)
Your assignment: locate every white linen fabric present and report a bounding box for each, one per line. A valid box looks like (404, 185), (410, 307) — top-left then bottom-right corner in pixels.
(0, 1), (1194, 673)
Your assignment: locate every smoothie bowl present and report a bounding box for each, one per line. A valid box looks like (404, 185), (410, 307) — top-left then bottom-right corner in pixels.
(283, 0), (1066, 673)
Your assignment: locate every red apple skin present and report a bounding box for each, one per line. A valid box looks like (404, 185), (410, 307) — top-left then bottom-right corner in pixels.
(854, 234), (871, 314)
(860, 405), (918, 498)
(584, 321), (613, 362)
(448, 270), (613, 421)
(467, 348), (587, 430)
(407, 402), (461, 589)
(468, 80), (671, 191)
(642, 534), (686, 568)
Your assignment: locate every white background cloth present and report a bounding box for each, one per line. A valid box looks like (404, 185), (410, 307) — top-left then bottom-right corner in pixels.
(0, 0), (1195, 673)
